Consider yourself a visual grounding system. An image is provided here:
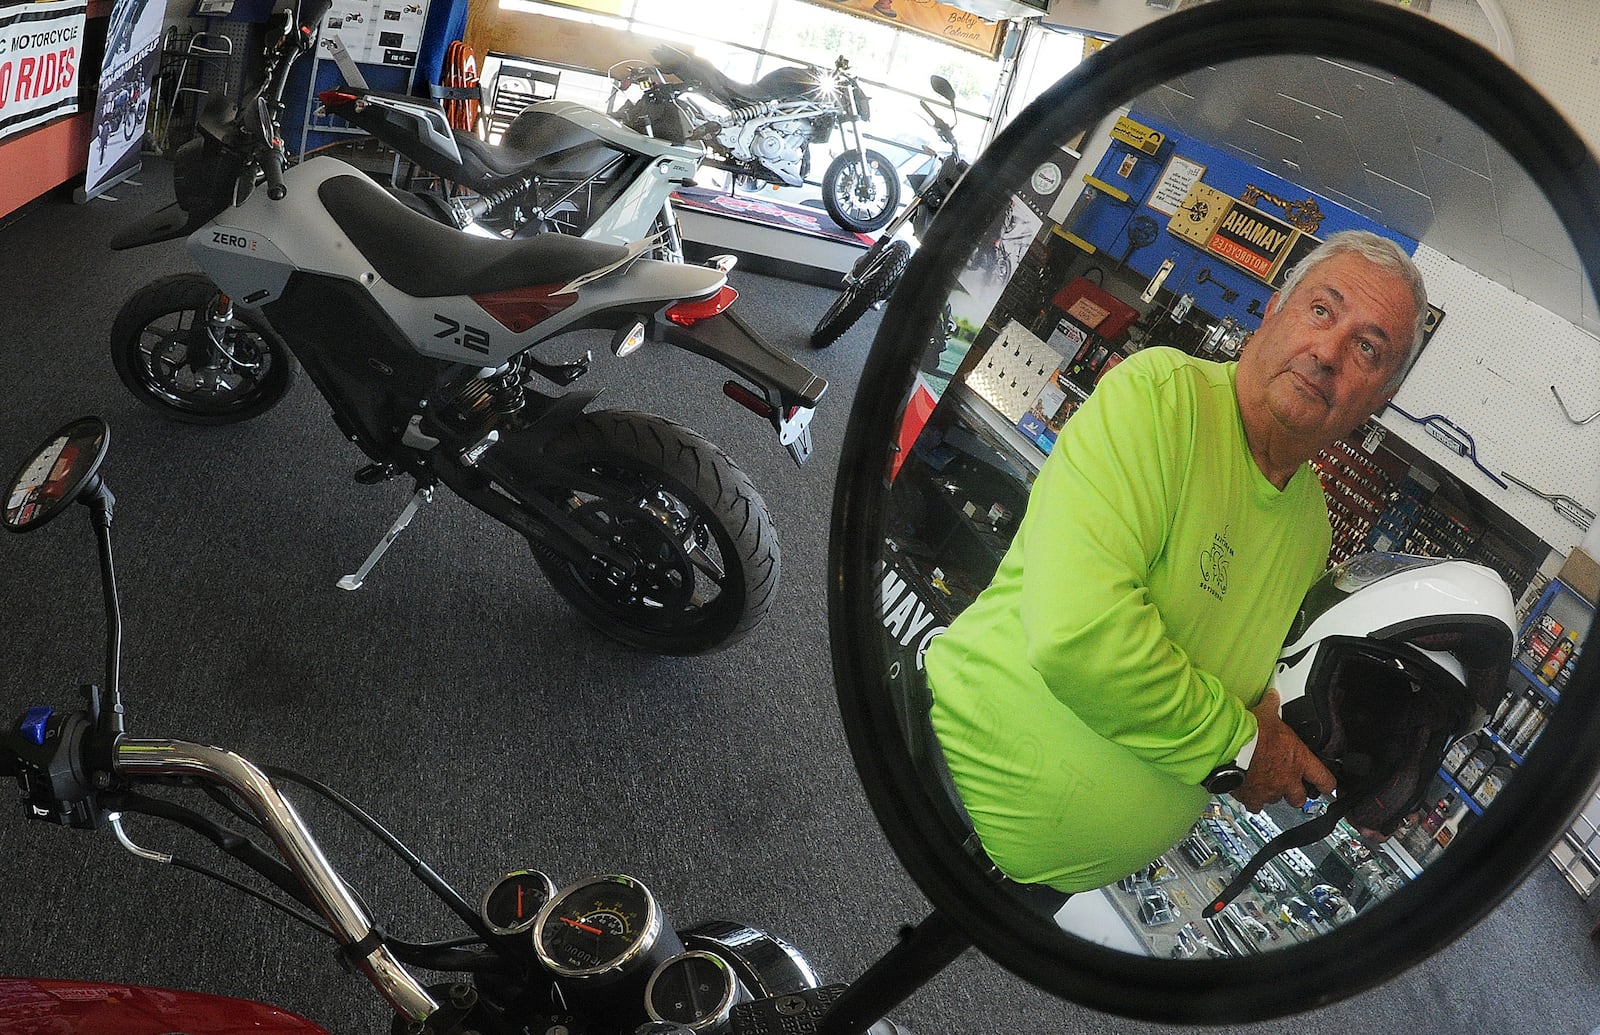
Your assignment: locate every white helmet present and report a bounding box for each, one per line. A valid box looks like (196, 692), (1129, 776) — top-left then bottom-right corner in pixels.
(1273, 553), (1517, 834)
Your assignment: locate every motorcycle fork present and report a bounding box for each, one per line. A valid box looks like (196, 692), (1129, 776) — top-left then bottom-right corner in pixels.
(845, 198), (919, 289)
(199, 292), (262, 372)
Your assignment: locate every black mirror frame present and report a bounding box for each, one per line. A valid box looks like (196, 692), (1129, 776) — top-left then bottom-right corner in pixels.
(829, 0), (1600, 1023)
(4, 417), (111, 534)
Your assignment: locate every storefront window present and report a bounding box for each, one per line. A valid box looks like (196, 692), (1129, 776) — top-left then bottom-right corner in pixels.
(498, 0), (1003, 147)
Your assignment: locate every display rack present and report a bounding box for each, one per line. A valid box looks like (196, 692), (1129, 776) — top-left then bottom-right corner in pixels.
(1101, 796), (1409, 958)
(295, 0), (431, 158)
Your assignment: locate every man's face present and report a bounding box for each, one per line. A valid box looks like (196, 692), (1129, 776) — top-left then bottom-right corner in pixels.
(1237, 251), (1417, 451)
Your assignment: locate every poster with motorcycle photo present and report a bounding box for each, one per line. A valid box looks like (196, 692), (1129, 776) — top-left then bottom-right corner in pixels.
(83, 0), (163, 199)
(0, 0), (86, 144)
(324, 0), (428, 67)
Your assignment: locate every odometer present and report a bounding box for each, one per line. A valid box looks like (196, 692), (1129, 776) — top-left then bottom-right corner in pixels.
(533, 874), (682, 985)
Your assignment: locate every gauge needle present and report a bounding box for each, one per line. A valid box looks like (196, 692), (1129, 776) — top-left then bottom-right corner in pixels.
(560, 916), (603, 936)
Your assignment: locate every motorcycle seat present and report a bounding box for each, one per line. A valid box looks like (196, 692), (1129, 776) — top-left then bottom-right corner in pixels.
(318, 173), (633, 298)
(481, 107), (625, 180)
(653, 45), (817, 106)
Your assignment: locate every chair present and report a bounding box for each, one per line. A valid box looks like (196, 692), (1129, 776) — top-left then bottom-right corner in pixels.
(483, 54), (560, 144)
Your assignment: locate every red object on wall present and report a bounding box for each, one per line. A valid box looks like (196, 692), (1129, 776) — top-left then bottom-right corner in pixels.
(1051, 277), (1141, 340)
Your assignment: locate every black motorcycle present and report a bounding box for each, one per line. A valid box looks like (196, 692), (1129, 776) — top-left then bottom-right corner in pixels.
(811, 75), (966, 349)
(610, 47), (900, 234)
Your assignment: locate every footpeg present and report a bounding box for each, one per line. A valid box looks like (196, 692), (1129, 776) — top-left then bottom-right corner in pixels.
(529, 352), (591, 386)
(337, 484), (433, 591)
(352, 463), (399, 485)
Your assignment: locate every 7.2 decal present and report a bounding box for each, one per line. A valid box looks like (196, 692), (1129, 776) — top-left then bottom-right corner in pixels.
(433, 314), (491, 354)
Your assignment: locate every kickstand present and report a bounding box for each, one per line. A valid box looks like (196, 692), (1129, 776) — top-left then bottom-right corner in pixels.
(338, 483), (434, 591)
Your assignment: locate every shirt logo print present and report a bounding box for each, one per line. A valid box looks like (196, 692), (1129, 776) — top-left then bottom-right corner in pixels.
(1200, 529), (1232, 600)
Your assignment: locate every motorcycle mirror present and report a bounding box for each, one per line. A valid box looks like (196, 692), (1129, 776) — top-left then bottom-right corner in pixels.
(831, 0), (1600, 1024)
(929, 75), (956, 106)
(3, 417), (111, 533)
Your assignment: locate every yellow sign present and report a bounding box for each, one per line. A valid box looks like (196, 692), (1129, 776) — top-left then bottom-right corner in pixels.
(1110, 115), (1164, 156)
(807, 0), (1006, 59)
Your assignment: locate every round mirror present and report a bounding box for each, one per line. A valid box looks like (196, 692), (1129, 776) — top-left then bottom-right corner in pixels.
(4, 417), (110, 533)
(831, 0), (1600, 1023)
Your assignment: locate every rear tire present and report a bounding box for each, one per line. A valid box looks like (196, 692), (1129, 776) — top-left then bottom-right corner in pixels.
(810, 240), (911, 349)
(822, 149), (900, 233)
(110, 272), (296, 425)
(532, 410), (779, 655)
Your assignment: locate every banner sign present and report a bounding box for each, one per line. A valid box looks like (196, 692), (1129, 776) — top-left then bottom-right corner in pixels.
(0, 0), (87, 144)
(809, 0), (1005, 59)
(84, 0), (164, 198)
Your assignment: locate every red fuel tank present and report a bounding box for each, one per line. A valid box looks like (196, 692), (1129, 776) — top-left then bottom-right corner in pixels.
(0, 977), (334, 1035)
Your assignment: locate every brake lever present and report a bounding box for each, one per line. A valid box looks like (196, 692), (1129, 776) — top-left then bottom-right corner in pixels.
(255, 96), (288, 200)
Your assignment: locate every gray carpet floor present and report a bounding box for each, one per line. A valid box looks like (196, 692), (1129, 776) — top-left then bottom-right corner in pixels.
(1, 156), (1599, 1034)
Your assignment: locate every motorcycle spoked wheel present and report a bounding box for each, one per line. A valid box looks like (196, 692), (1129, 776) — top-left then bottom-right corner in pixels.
(532, 410), (779, 655)
(110, 272), (297, 425)
(821, 149), (900, 233)
(810, 239), (911, 349)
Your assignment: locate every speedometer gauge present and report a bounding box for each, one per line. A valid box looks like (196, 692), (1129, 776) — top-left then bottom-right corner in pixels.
(533, 874), (683, 985)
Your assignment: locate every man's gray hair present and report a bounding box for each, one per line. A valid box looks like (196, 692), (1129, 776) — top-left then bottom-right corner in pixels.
(1275, 229), (1428, 392)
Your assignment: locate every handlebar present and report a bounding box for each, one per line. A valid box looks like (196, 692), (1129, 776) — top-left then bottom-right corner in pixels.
(0, 703), (438, 1024)
(116, 737), (439, 1020)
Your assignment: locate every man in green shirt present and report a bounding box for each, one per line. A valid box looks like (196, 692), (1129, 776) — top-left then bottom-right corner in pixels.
(925, 230), (1429, 892)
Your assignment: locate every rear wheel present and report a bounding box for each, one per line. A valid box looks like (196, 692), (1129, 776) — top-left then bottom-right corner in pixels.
(811, 240), (911, 349)
(110, 272), (296, 424)
(822, 149), (900, 233)
(532, 410), (779, 655)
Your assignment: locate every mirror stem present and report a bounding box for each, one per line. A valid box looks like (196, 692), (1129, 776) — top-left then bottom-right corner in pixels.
(818, 910), (969, 1035)
(88, 487), (125, 738)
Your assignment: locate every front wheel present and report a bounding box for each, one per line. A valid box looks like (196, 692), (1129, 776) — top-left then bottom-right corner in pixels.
(811, 239), (911, 349)
(110, 272), (296, 424)
(532, 410), (779, 655)
(822, 149), (900, 233)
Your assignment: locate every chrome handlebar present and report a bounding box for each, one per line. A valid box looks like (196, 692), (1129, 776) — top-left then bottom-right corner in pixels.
(114, 738), (439, 1022)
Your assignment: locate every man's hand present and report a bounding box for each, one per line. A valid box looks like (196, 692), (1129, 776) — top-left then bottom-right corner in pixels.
(1231, 689), (1337, 812)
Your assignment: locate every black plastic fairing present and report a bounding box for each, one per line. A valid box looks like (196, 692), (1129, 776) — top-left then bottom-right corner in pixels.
(260, 271), (453, 460)
(109, 202), (205, 250)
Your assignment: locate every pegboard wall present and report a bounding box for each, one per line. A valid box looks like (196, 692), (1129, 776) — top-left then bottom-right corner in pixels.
(1386, 242), (1600, 554)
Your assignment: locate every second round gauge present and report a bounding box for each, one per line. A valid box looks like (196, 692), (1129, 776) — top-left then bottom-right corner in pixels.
(481, 869), (557, 936)
(533, 874), (681, 983)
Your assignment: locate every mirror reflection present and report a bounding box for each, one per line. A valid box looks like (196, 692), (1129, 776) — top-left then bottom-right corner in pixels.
(874, 49), (1595, 960)
(4, 418), (109, 533)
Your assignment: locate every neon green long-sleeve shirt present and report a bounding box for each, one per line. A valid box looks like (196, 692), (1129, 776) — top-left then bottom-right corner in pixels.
(926, 347), (1330, 892)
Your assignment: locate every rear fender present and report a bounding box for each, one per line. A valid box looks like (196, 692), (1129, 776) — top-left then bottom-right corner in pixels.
(657, 303), (827, 466)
